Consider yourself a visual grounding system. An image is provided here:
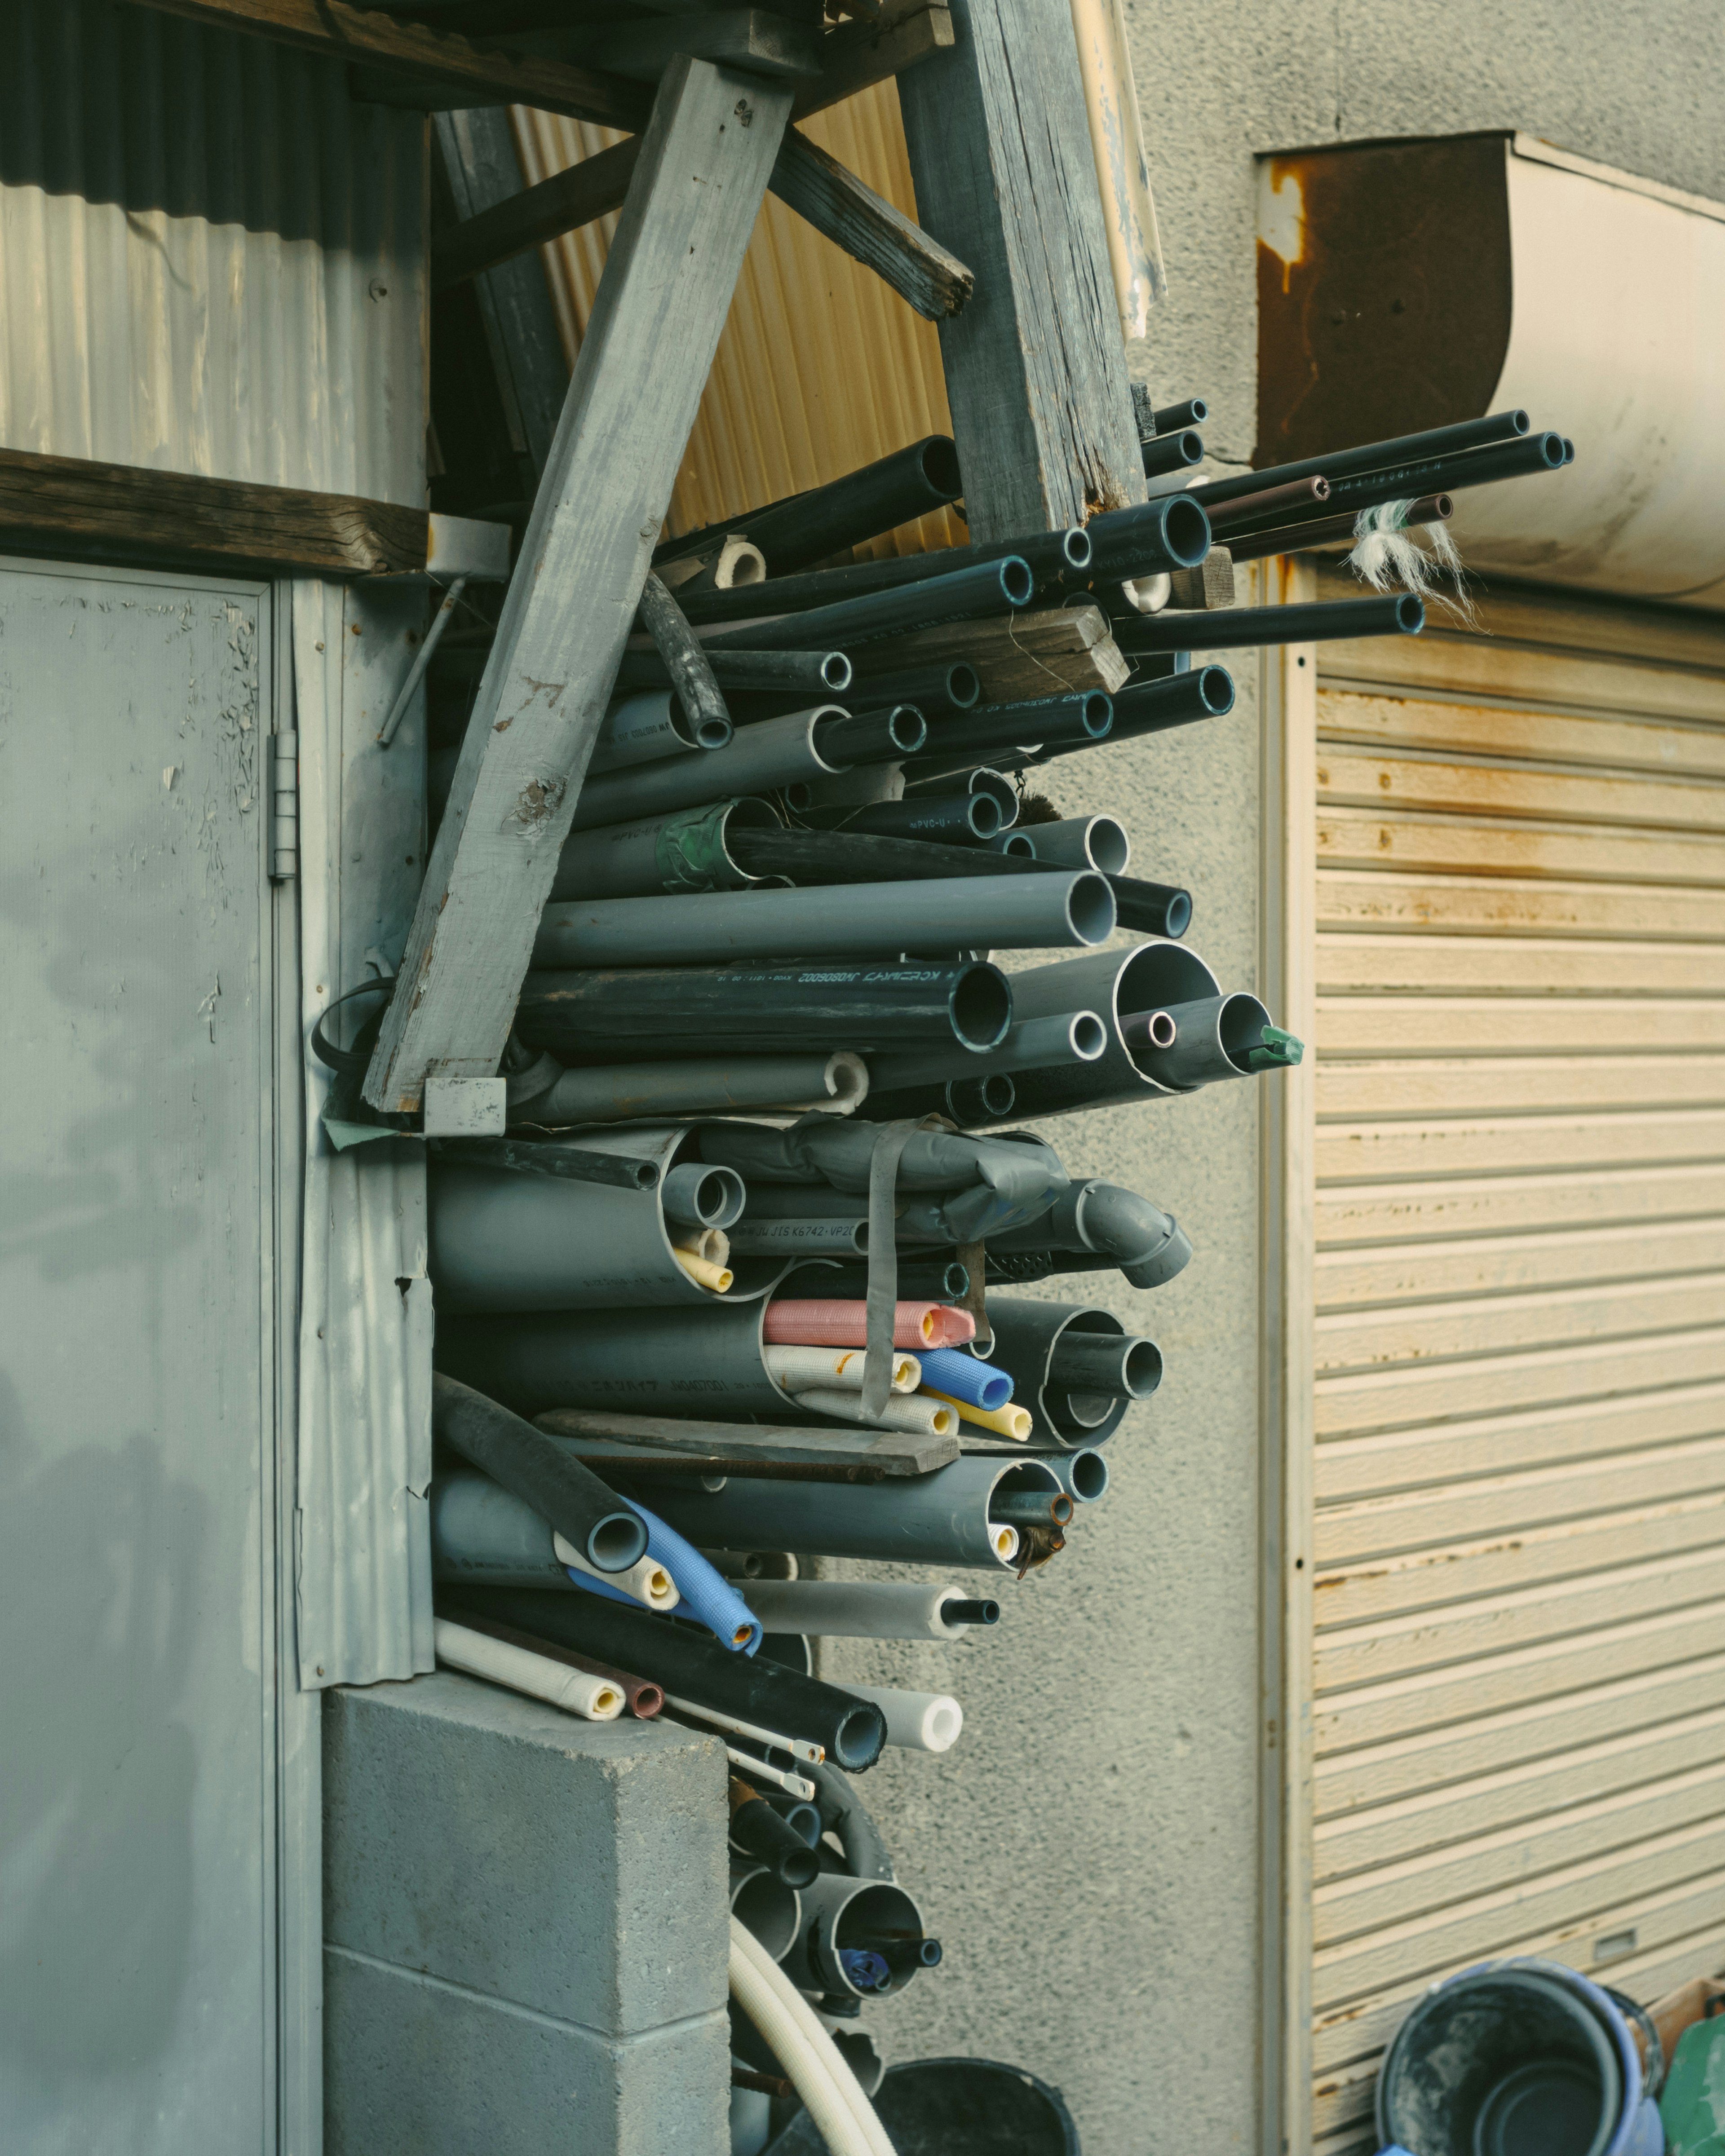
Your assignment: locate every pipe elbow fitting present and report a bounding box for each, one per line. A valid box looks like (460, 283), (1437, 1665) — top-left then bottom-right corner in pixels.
(1074, 1182), (1193, 1289)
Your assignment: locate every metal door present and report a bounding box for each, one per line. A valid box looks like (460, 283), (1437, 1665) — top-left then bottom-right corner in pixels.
(0, 557), (284, 2152)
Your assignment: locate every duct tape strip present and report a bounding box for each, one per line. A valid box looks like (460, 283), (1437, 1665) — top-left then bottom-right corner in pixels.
(862, 1122), (924, 1420)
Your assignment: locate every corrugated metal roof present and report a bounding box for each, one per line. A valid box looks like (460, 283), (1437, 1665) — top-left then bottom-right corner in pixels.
(0, 0), (426, 503)
(511, 84), (966, 556)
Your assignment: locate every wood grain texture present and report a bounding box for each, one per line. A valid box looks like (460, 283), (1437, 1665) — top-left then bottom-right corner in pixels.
(535, 1405), (958, 1474)
(128, 0), (650, 128)
(0, 446), (426, 575)
(1319, 628), (1725, 726)
(433, 136), (644, 293)
(1316, 1054), (1725, 1119)
(1317, 687), (1725, 780)
(792, 0), (955, 120)
(1315, 1162), (1725, 1246)
(1315, 749), (1725, 833)
(587, 8), (823, 82)
(896, 0), (1143, 540)
(1315, 808), (1725, 886)
(767, 127), (973, 319)
(366, 57), (792, 1112)
(847, 604), (1128, 697)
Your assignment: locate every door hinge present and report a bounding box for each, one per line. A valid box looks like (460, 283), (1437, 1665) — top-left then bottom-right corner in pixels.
(269, 729), (299, 882)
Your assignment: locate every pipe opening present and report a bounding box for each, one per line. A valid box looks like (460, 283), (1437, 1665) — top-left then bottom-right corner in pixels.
(824, 1053), (869, 1107)
(1162, 494), (1212, 569)
(1079, 692), (1114, 738)
(949, 966), (1013, 1050)
(1163, 889), (1194, 939)
(1086, 818), (1132, 875)
(588, 1511), (651, 1573)
(887, 704), (927, 754)
(1071, 1012), (1108, 1060)
(819, 652), (853, 692)
(1068, 872), (1118, 947)
(924, 1702), (962, 1750)
(832, 1703), (887, 1771)
(1197, 664), (1235, 716)
(1062, 526), (1093, 570)
(730, 1867), (802, 1961)
(1219, 992), (1275, 1074)
(1121, 1339), (1164, 1397)
(1000, 829), (1035, 856)
(1065, 1451), (1110, 1502)
(921, 437), (964, 496)
(967, 792), (1004, 839)
(1394, 592), (1426, 634)
(1000, 557), (1035, 606)
(947, 664), (982, 710)
(942, 1595), (1000, 1627)
(1062, 1393), (1114, 1427)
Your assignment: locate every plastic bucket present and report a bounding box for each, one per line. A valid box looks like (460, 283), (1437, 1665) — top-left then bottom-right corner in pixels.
(1498, 1962), (1663, 2156)
(764, 2055), (1079, 2156)
(1376, 1966), (1620, 2156)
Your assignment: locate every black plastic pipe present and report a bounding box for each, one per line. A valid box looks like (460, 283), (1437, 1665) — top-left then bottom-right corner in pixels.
(705, 557), (1033, 654)
(898, 766), (1018, 821)
(1106, 875), (1193, 938)
(1084, 665), (1235, 750)
(1140, 427), (1203, 480)
(1079, 493), (1214, 582)
(1047, 1329), (1163, 1399)
(677, 526), (1090, 626)
(854, 1071), (1016, 1128)
(1193, 408), (1530, 510)
(1150, 397), (1208, 433)
(836, 662), (980, 716)
(1205, 475), (1331, 535)
(515, 960), (1014, 1060)
(730, 1778), (821, 1889)
(432, 1375), (648, 1574)
(1319, 430), (1566, 512)
(729, 825), (1062, 886)
(813, 703), (928, 765)
(1223, 492), (1450, 565)
(1115, 592), (1424, 654)
(450, 1588), (887, 1771)
(616, 647), (853, 696)
(637, 572), (728, 737)
(655, 437), (964, 577)
(795, 792), (1003, 844)
(905, 690), (1112, 778)
(427, 1136), (659, 1192)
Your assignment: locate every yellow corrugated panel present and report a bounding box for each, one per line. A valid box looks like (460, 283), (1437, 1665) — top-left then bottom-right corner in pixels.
(510, 87), (966, 554)
(1306, 582), (1725, 2147)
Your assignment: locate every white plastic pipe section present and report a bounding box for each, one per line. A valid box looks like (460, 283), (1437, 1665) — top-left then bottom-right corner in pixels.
(552, 1532), (680, 1612)
(728, 1917), (895, 2156)
(433, 1617), (625, 1721)
(763, 1345), (923, 1394)
(836, 1682), (963, 1754)
(741, 1579), (990, 1641)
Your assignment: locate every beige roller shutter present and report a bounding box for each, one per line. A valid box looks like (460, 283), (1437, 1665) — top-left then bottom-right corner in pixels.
(1304, 568), (1725, 2152)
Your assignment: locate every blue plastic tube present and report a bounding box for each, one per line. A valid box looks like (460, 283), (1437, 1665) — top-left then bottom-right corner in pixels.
(563, 1498), (763, 1653)
(917, 1346), (1014, 1413)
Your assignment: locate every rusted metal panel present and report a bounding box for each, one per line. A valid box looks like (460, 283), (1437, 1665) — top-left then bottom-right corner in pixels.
(1304, 593), (1725, 2146)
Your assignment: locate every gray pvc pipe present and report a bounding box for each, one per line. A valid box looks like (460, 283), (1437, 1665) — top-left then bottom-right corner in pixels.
(993, 940), (1223, 1121)
(1139, 992), (1275, 1090)
(587, 688), (727, 774)
(727, 1218), (870, 1257)
(434, 1299), (793, 1421)
(616, 1454), (1064, 1570)
(864, 1008), (1106, 1095)
(987, 814), (1131, 875)
(661, 1162), (747, 1231)
(786, 1873), (928, 2001)
(516, 1052), (868, 1127)
(1048, 1449), (1110, 1504)
(429, 1125), (791, 1315)
(430, 1471), (569, 1587)
(1047, 1328), (1163, 1399)
(550, 797), (780, 902)
(532, 870), (1115, 971)
(730, 1861), (802, 1964)
(569, 706), (848, 833)
(982, 1299), (1150, 1448)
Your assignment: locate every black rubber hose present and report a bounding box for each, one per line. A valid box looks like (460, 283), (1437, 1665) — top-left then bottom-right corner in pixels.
(806, 1760), (895, 1881)
(730, 1779), (821, 1888)
(433, 1375), (647, 1574)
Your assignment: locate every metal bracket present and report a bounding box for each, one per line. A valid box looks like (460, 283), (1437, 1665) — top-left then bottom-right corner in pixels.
(269, 729), (299, 882)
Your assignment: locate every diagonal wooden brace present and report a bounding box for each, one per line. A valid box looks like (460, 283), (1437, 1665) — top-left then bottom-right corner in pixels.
(365, 55), (793, 1114)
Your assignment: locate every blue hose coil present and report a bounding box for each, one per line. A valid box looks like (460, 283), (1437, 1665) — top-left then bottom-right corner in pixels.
(917, 1345), (1014, 1412)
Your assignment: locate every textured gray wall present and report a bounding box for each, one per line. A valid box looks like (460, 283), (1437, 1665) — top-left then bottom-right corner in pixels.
(843, 10), (1725, 2154)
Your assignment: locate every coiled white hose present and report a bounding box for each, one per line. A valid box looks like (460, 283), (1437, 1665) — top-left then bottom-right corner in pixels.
(727, 1916), (896, 2156)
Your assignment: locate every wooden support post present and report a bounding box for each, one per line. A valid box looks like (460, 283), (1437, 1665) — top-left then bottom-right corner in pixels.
(365, 56), (792, 1114)
(895, 0), (1144, 541)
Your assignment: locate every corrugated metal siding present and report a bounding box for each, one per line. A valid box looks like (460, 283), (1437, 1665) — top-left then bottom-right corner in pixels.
(510, 85), (966, 555)
(0, 0), (426, 503)
(1306, 573), (1725, 2152)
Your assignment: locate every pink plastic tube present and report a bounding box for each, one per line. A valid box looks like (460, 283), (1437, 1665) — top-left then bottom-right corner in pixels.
(763, 1299), (976, 1351)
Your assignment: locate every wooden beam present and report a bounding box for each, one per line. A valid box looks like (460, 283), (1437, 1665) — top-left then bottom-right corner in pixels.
(433, 124), (971, 323)
(848, 602), (1128, 698)
(769, 127), (972, 318)
(366, 56), (793, 1114)
(895, 0), (1143, 540)
(793, 0), (953, 119)
(0, 447), (427, 577)
(587, 7), (822, 81)
(126, 0), (651, 130)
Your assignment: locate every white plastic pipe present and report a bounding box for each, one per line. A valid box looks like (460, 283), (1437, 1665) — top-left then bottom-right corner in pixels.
(764, 1345), (922, 1395)
(663, 1691), (826, 1766)
(738, 1580), (990, 1642)
(553, 1534), (680, 1611)
(433, 1617), (625, 1722)
(836, 1681), (963, 1754)
(790, 1388), (958, 1438)
(729, 1917), (897, 2156)
(726, 1746), (817, 1802)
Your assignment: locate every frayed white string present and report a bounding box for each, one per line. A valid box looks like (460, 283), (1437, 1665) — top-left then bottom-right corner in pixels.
(1348, 499), (1477, 625)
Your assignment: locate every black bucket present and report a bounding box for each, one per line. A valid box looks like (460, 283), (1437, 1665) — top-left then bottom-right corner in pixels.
(1377, 1966), (1621, 2156)
(763, 2055), (1079, 2156)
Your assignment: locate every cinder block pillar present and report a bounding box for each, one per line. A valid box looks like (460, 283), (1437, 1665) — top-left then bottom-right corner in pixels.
(323, 1670), (730, 2155)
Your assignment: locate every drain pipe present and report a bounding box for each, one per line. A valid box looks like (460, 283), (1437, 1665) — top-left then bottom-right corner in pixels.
(433, 1375), (646, 1573)
(619, 646), (852, 697)
(743, 1580), (998, 1641)
(797, 791), (1003, 844)
(566, 703), (880, 833)
(836, 1683), (964, 1754)
(550, 797), (782, 903)
(587, 687), (731, 774)
(509, 1051), (868, 1127)
(866, 1009), (1106, 1096)
(1136, 993), (1304, 1088)
(433, 1616), (625, 1721)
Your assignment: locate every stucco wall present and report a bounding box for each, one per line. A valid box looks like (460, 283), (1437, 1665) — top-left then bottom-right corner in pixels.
(845, 9), (1725, 2154)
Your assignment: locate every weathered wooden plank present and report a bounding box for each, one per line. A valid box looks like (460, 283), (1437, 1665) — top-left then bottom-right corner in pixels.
(847, 603), (1129, 698)
(1317, 688), (1725, 779)
(433, 124), (975, 327)
(1321, 628), (1725, 726)
(1316, 1162), (1725, 1248)
(1317, 930), (1725, 997)
(1316, 1053), (1725, 1120)
(1315, 870), (1725, 941)
(896, 0), (1143, 539)
(792, 0), (955, 121)
(0, 445), (426, 576)
(1317, 995), (1725, 1058)
(1315, 749), (1725, 833)
(128, 0), (650, 128)
(588, 8), (823, 82)
(366, 57), (793, 1113)
(768, 127), (974, 319)
(1317, 1215), (1725, 1313)
(1316, 1384), (1725, 1508)
(1318, 1109), (1725, 1186)
(1315, 808), (1725, 887)
(536, 1405), (957, 1475)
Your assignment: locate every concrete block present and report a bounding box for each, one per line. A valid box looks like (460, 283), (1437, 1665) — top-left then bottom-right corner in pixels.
(323, 1670), (728, 2036)
(324, 1944), (730, 2156)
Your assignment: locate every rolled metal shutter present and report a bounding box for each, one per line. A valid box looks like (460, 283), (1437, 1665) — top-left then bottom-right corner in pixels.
(1307, 566), (1725, 2151)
